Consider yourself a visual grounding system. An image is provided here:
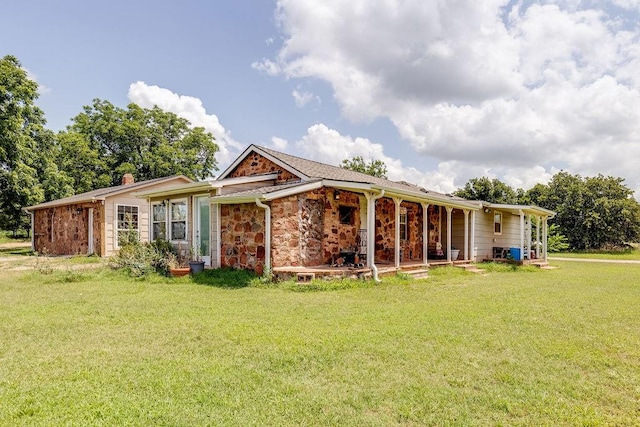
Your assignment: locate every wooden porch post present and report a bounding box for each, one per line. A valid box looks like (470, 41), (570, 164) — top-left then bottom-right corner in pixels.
(470, 210), (476, 262)
(393, 197), (402, 268)
(463, 209), (469, 261)
(421, 203), (429, 265)
(445, 206), (453, 263)
(543, 216), (549, 262)
(527, 215), (532, 261)
(536, 216), (541, 259)
(519, 210), (525, 262)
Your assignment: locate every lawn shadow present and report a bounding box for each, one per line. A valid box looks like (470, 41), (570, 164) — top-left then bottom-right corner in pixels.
(190, 268), (256, 289)
(0, 246), (33, 257)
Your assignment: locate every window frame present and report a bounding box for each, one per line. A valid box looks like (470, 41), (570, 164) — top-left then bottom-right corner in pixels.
(494, 211), (503, 235)
(338, 205), (356, 225)
(399, 207), (408, 241)
(150, 198), (189, 243)
(151, 201), (167, 241)
(115, 204), (140, 248)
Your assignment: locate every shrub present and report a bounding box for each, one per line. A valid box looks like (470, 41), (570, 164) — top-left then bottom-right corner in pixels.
(109, 239), (177, 277)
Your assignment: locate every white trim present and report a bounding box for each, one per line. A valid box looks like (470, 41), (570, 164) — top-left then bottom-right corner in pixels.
(393, 197), (402, 268)
(168, 198), (188, 243)
(493, 211), (503, 235)
(463, 209), (470, 261)
(421, 203), (429, 265)
(215, 203), (221, 268)
(88, 208), (94, 255)
(218, 145), (310, 181)
(255, 199), (271, 270)
(445, 206), (453, 263)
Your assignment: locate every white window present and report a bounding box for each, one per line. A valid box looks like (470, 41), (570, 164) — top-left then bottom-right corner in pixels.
(170, 200), (187, 241)
(152, 203), (167, 241)
(494, 212), (502, 235)
(399, 207), (408, 241)
(116, 205), (139, 246)
(150, 199), (188, 242)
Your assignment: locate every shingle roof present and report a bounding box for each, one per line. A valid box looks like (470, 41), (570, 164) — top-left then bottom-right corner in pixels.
(25, 175), (192, 210)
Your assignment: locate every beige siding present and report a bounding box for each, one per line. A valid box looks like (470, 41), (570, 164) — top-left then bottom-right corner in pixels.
(106, 195), (148, 257)
(474, 210), (523, 260)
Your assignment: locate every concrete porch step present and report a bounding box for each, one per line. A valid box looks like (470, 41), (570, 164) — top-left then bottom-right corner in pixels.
(402, 268), (429, 279)
(454, 263), (486, 274)
(530, 261), (556, 269)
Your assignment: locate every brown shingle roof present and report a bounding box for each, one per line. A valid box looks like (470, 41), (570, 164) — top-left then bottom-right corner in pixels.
(25, 175), (192, 210)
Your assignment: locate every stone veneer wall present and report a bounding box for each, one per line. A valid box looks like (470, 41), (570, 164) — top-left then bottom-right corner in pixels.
(227, 152), (300, 183)
(374, 199), (425, 262)
(33, 203), (102, 256)
(220, 203), (265, 272)
(271, 189), (361, 267)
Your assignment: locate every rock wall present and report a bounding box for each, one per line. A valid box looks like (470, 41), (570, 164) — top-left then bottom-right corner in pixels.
(220, 203), (266, 272)
(227, 152), (300, 183)
(32, 203), (102, 256)
(322, 189), (361, 264)
(374, 199), (425, 262)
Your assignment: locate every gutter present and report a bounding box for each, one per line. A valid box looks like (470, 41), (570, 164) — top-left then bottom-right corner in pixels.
(255, 198), (271, 272)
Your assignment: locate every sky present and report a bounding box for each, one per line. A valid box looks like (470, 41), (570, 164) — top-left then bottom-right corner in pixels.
(3, 0), (640, 197)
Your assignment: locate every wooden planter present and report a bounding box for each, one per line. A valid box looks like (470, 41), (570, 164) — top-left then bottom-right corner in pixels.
(169, 267), (190, 277)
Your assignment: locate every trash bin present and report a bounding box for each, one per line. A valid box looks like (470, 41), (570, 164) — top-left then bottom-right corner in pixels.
(509, 247), (521, 261)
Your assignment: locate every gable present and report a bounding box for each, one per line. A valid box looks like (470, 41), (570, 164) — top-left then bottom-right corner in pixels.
(227, 151), (302, 183)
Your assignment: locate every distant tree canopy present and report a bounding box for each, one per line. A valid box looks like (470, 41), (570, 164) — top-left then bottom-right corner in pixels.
(60, 99), (219, 193)
(453, 177), (518, 204)
(341, 156), (387, 179)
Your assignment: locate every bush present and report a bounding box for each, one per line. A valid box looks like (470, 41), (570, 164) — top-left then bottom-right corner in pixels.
(109, 239), (177, 277)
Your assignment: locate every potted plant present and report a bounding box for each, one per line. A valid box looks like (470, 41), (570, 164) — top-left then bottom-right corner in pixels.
(167, 253), (190, 277)
(450, 246), (460, 261)
(189, 245), (205, 274)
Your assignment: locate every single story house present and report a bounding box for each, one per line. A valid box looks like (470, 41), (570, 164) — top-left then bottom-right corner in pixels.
(26, 145), (555, 277)
(24, 174), (193, 256)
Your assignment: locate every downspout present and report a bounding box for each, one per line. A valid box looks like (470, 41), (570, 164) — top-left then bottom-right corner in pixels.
(366, 190), (385, 282)
(255, 199), (271, 271)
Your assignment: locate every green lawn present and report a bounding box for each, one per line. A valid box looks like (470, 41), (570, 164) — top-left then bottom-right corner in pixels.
(551, 246), (640, 260)
(1, 262), (639, 426)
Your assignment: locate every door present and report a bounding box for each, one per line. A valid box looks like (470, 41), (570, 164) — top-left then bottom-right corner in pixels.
(194, 196), (211, 267)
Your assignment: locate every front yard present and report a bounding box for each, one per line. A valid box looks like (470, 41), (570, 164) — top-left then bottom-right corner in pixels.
(0, 258), (638, 425)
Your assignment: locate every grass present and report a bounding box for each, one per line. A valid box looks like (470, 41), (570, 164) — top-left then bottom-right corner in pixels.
(551, 247), (640, 260)
(0, 230), (29, 245)
(0, 261), (639, 425)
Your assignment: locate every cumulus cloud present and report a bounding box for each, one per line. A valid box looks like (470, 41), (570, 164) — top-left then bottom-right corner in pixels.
(259, 0), (640, 195)
(127, 81), (243, 169)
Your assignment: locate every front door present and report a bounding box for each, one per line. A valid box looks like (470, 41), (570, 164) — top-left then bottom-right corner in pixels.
(194, 196), (211, 267)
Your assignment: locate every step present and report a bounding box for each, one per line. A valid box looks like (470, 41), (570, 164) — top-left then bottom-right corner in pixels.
(454, 263), (486, 274)
(403, 269), (429, 279)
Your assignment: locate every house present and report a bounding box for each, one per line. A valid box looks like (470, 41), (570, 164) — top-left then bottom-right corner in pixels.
(136, 145), (555, 277)
(26, 145), (555, 277)
(24, 174), (193, 256)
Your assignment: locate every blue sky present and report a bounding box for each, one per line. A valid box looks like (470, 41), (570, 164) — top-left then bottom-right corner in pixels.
(3, 1), (640, 196)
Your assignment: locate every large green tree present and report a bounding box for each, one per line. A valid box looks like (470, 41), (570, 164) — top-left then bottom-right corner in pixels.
(0, 55), (72, 234)
(527, 172), (640, 249)
(60, 99), (219, 191)
(453, 177), (518, 204)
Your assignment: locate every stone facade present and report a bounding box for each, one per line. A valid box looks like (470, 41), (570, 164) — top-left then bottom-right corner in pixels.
(220, 203), (266, 271)
(33, 203), (102, 256)
(322, 189), (361, 264)
(228, 152), (300, 183)
(374, 199), (426, 262)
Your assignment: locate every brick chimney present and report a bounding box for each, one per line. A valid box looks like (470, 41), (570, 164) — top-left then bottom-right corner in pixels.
(121, 173), (135, 185)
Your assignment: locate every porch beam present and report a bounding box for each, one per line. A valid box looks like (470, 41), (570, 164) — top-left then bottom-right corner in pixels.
(463, 209), (470, 261)
(445, 206), (453, 263)
(393, 197), (402, 268)
(421, 203), (429, 265)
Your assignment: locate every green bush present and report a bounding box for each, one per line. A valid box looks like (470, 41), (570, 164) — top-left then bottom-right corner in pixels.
(109, 239), (177, 277)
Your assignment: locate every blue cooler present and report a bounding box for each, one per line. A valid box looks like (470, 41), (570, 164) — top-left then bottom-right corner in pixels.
(509, 247), (521, 261)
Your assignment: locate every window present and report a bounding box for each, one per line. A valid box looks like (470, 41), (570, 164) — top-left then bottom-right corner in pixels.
(339, 205), (356, 225)
(399, 207), (408, 241)
(116, 205), (139, 246)
(170, 200), (187, 241)
(494, 212), (502, 235)
(152, 203), (167, 240)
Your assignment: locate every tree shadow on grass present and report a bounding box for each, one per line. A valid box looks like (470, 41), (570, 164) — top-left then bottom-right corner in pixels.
(0, 246), (33, 257)
(190, 268), (256, 289)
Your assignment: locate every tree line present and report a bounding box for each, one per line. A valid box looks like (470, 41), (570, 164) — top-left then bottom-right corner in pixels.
(0, 55), (219, 235)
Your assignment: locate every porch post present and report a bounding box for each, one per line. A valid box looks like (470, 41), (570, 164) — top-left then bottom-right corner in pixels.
(421, 203), (429, 265)
(519, 210), (525, 262)
(255, 199), (271, 270)
(88, 208), (94, 255)
(215, 203), (221, 268)
(543, 216), (549, 262)
(365, 191), (385, 268)
(536, 216), (541, 259)
(526, 215), (532, 261)
(445, 206), (453, 263)
(463, 209), (469, 261)
(470, 210), (476, 262)
(393, 197), (402, 268)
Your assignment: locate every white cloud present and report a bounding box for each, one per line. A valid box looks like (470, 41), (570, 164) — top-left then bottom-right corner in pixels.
(261, 0), (640, 196)
(127, 81), (242, 170)
(292, 89), (315, 107)
(270, 136), (288, 151)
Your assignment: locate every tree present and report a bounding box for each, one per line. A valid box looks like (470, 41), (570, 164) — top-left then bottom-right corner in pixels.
(453, 177), (518, 204)
(341, 156), (387, 178)
(60, 99), (219, 190)
(526, 172), (640, 250)
(0, 55), (72, 234)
